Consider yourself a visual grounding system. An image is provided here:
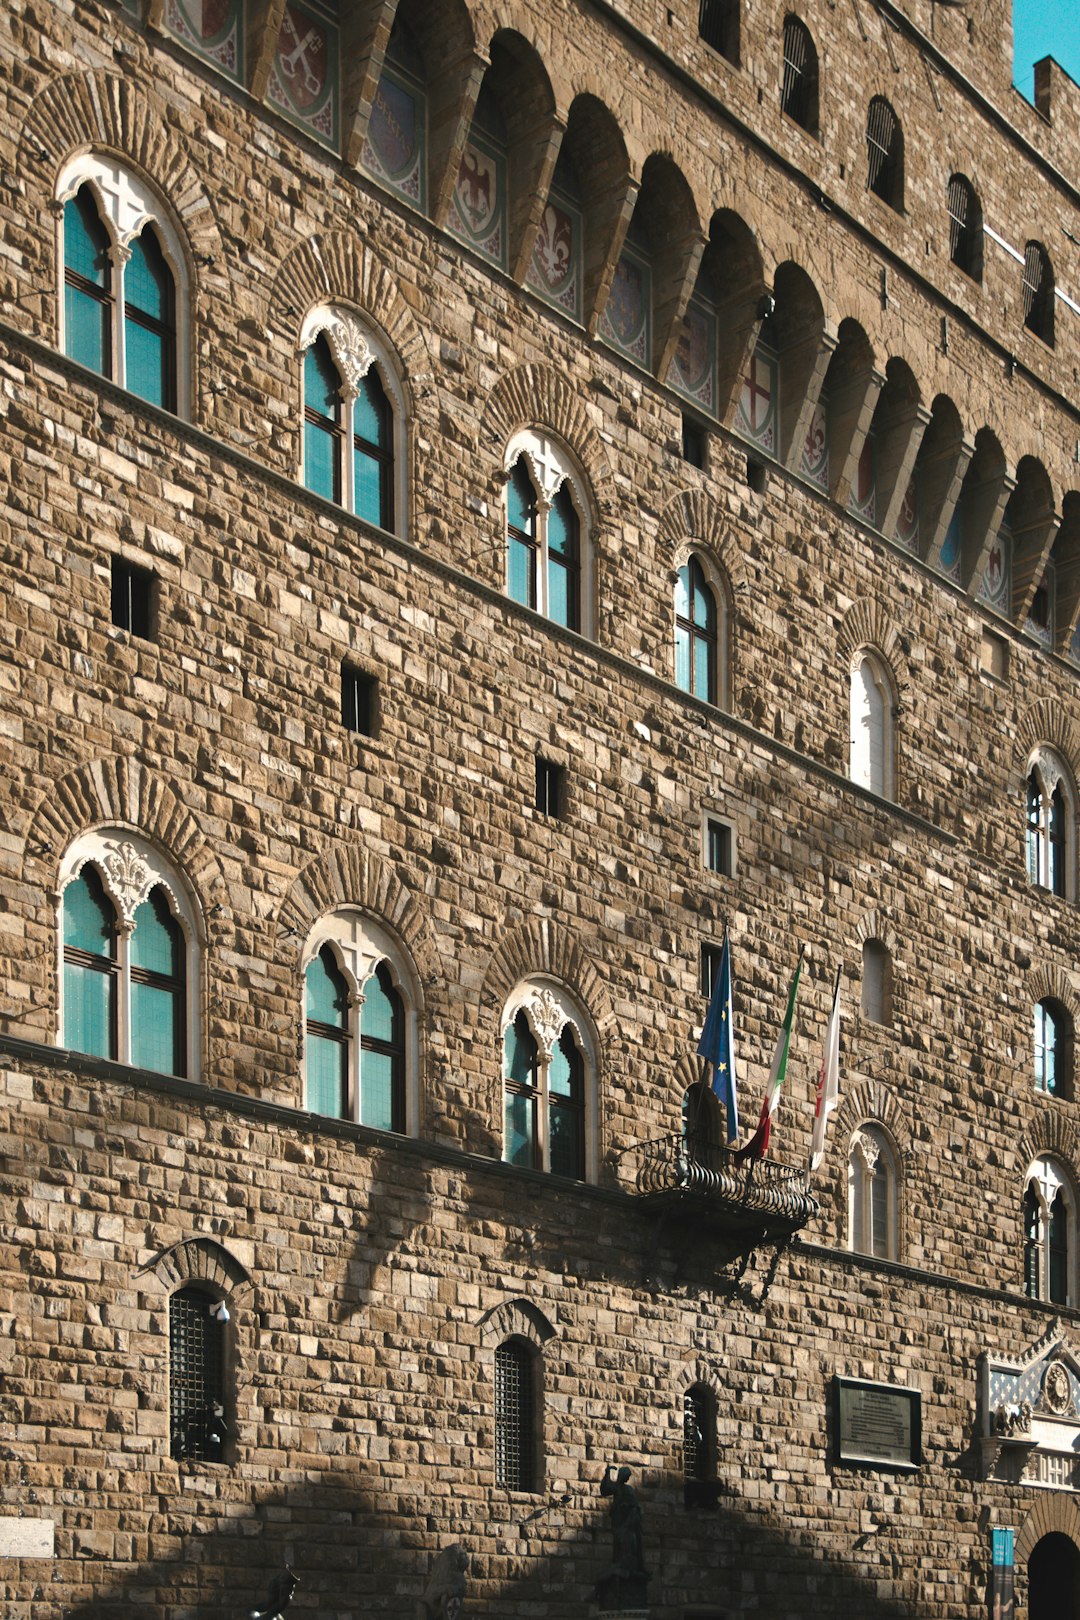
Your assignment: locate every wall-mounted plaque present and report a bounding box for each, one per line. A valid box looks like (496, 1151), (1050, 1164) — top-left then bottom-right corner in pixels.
(834, 1377), (921, 1469)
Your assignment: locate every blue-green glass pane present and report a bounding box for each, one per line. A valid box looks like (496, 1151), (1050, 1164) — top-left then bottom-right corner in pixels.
(308, 1032), (348, 1117)
(507, 464), (535, 535)
(360, 964), (400, 1046)
(65, 191), (109, 287)
(131, 979), (180, 1075)
(354, 446), (384, 526)
(549, 558), (570, 628)
(306, 948), (349, 1028)
(355, 370), (390, 449)
(125, 317), (167, 407)
(675, 623), (691, 692)
(675, 565), (690, 621)
(305, 418), (338, 500)
(691, 563), (715, 632)
(549, 1028), (581, 1099)
(505, 1089), (534, 1167)
(305, 339), (340, 417)
(508, 536), (534, 607)
(504, 1016), (538, 1086)
(65, 282), (109, 374)
(549, 1103), (582, 1180)
(1050, 1194), (1067, 1303)
(360, 1049), (396, 1131)
(127, 231), (169, 323)
(64, 869), (115, 954)
(548, 489), (576, 560)
(694, 634), (713, 700)
(64, 960), (114, 1059)
(131, 888), (181, 977)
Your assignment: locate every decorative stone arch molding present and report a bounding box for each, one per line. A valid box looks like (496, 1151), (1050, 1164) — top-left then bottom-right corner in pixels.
(836, 1078), (911, 1163)
(673, 1358), (723, 1401)
(837, 601), (908, 695)
(658, 491), (743, 589)
(1017, 1490), (1080, 1564)
(478, 1296), (558, 1351)
(1018, 1112), (1080, 1175)
(267, 232), (432, 421)
(1027, 964), (1080, 1024)
(277, 844), (441, 998)
(854, 907), (900, 960)
(481, 918), (614, 1034)
(145, 1236), (253, 1303)
(26, 756), (222, 917)
(481, 364), (613, 511)
(18, 69), (229, 334)
(1016, 701), (1080, 784)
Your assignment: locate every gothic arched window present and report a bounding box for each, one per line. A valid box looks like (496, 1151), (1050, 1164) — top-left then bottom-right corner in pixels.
(298, 306), (405, 534)
(58, 155), (185, 412)
(502, 981), (596, 1181)
(848, 1125), (898, 1260)
(849, 652), (894, 798)
(504, 432), (590, 634)
(302, 910), (416, 1134)
(60, 831), (200, 1078)
(1026, 753), (1072, 898)
(866, 98), (903, 211)
(1024, 1157), (1075, 1305)
(947, 174), (982, 281)
(781, 16), (818, 136)
(1034, 999), (1070, 1097)
(675, 555), (723, 705)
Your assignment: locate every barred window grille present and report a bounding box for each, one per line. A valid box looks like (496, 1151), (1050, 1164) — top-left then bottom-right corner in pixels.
(170, 1286), (226, 1463)
(866, 98), (902, 210)
(495, 1338), (534, 1490)
(683, 1385), (714, 1481)
(698, 0), (739, 64)
(1023, 242), (1054, 345)
(781, 16), (818, 134)
(947, 175), (981, 280)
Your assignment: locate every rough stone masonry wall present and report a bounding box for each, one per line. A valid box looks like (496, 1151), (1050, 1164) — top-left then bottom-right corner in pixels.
(1, 0), (1080, 1614)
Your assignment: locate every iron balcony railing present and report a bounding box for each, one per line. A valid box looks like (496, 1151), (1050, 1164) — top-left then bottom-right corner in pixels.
(628, 1130), (819, 1231)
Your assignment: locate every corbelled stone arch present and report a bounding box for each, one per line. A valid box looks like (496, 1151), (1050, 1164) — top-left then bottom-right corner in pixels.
(481, 363), (613, 511)
(266, 232), (434, 424)
(836, 1079), (911, 1164)
(1017, 1492), (1080, 1564)
(854, 907), (899, 960)
(673, 1358), (723, 1399)
(276, 844), (442, 1000)
(18, 69), (231, 365)
(481, 918), (614, 1034)
(478, 1296), (558, 1349)
(658, 491), (744, 591)
(837, 601), (907, 695)
(26, 756), (223, 912)
(1027, 963), (1080, 1021)
(1017, 1112), (1080, 1175)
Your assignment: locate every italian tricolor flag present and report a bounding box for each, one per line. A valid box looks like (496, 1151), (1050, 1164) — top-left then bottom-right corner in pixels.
(734, 946), (805, 1162)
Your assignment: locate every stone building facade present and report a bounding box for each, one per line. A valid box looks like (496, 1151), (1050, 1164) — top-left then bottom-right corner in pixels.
(4, 0), (1080, 1614)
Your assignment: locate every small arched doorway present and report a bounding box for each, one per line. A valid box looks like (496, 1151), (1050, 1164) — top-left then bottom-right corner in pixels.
(1029, 1532), (1080, 1619)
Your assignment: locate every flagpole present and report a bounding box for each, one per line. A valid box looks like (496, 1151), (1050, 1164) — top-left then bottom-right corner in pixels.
(805, 960), (842, 1190)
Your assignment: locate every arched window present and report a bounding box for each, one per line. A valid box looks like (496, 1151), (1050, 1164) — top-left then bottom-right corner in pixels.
(849, 653), (894, 798)
(781, 16), (818, 136)
(59, 832), (200, 1078)
(947, 175), (982, 281)
(298, 306), (404, 534)
(674, 556), (720, 705)
(495, 1337), (537, 1491)
(848, 1125), (898, 1260)
(1024, 1157), (1075, 1305)
(504, 432), (590, 634)
(698, 0), (739, 64)
(1034, 999), (1071, 1098)
(502, 981), (596, 1181)
(683, 1382), (718, 1506)
(861, 940), (892, 1026)
(302, 910), (416, 1134)
(1026, 754), (1072, 898)
(1024, 242), (1055, 346)
(866, 98), (903, 211)
(169, 1284), (229, 1463)
(58, 155), (185, 412)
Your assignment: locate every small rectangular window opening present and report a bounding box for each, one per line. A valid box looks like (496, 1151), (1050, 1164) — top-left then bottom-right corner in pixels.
(980, 629), (1008, 680)
(341, 662), (377, 736)
(681, 415), (706, 469)
(746, 457), (767, 494)
(700, 943), (723, 999)
(704, 816), (733, 877)
(111, 558), (154, 640)
(535, 757), (564, 818)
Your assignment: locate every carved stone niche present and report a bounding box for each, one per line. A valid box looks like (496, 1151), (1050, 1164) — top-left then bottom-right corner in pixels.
(979, 1328), (1080, 1489)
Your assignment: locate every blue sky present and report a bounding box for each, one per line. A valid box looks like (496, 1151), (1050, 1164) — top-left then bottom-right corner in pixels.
(1013, 0), (1080, 100)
